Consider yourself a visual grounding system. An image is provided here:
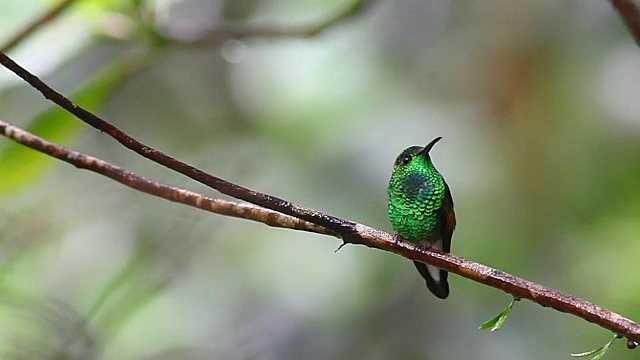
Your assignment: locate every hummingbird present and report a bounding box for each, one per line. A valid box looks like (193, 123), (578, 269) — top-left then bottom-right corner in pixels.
(387, 137), (456, 299)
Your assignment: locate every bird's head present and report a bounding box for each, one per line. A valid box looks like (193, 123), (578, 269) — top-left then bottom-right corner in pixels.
(392, 137), (442, 175)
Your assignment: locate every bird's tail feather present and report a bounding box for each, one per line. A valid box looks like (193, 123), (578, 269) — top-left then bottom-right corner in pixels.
(413, 261), (449, 299)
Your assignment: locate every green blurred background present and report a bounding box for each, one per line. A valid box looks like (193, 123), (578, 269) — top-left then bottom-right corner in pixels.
(1, 0), (640, 359)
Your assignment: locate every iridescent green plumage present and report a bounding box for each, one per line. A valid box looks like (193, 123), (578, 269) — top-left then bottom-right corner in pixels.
(387, 137), (456, 299)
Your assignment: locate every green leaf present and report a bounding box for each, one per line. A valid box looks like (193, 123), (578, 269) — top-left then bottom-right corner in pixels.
(571, 334), (619, 360)
(479, 297), (517, 332)
(589, 352), (609, 360)
(478, 311), (503, 331)
(570, 348), (604, 358)
(0, 57), (131, 198)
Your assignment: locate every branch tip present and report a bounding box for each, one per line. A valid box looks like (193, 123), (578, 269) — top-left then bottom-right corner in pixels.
(334, 241), (348, 253)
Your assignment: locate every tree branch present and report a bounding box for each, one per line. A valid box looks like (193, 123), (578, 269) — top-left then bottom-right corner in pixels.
(610, 0), (640, 47)
(1, 0), (79, 52)
(1, 117), (640, 345)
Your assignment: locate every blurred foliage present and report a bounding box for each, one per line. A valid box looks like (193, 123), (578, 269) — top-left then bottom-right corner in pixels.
(1, 0), (640, 359)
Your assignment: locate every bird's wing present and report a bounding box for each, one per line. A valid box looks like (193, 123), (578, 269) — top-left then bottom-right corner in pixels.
(438, 182), (456, 253)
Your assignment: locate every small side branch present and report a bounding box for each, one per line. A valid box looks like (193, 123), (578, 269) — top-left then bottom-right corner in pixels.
(1, 119), (640, 344)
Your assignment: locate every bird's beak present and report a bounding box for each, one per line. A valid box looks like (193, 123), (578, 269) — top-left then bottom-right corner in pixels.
(419, 136), (443, 157)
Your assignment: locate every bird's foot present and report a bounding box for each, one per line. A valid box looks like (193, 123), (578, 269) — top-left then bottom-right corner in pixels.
(392, 234), (405, 245)
(415, 242), (433, 252)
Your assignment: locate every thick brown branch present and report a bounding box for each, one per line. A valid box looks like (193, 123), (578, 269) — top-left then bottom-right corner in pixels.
(1, 0), (78, 52)
(353, 225), (640, 343)
(610, 0), (640, 47)
(1, 119), (640, 344)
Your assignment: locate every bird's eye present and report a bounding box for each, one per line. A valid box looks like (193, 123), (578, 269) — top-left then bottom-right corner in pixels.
(401, 155), (412, 165)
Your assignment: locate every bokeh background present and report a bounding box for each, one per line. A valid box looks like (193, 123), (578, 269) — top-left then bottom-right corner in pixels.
(1, 0), (640, 359)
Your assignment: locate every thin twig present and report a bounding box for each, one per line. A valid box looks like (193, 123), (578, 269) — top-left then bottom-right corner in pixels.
(1, 0), (79, 52)
(610, 0), (640, 47)
(185, 0), (375, 43)
(1, 119), (640, 344)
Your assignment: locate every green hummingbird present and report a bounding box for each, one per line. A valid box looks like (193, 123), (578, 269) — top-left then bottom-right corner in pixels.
(387, 137), (456, 299)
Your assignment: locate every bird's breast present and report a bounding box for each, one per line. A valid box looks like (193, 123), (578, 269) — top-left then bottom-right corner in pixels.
(388, 173), (444, 241)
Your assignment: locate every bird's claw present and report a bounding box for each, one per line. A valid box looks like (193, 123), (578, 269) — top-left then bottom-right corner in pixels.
(415, 242), (433, 252)
(392, 234), (404, 245)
